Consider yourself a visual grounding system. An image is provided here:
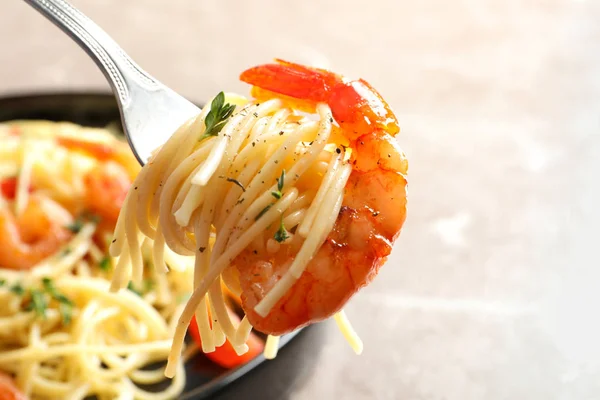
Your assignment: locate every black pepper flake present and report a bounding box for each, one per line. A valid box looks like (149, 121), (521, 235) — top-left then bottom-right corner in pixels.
(227, 178), (246, 192)
(253, 112), (259, 117)
(279, 131), (284, 136)
(387, 154), (391, 158)
(336, 148), (341, 154)
(252, 142), (256, 147)
(372, 211), (380, 217)
(274, 160), (279, 164)
(253, 250), (258, 254)
(112, 239), (116, 243)
(360, 141), (364, 145)
(134, 186), (138, 190)
(199, 247), (206, 253)
(329, 117), (333, 123)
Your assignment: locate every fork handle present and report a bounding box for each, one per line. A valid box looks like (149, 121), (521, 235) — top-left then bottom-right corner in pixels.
(23, 0), (158, 106)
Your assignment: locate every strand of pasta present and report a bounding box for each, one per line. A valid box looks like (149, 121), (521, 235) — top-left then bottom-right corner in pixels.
(334, 310), (363, 355)
(15, 137), (34, 216)
(165, 188), (298, 377)
(297, 152), (343, 237)
(0, 121), (191, 400)
(185, 100), (285, 350)
(263, 335), (280, 360)
(255, 164), (351, 316)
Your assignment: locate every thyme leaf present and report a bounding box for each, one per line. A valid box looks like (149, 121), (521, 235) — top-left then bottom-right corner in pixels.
(274, 216), (289, 243)
(199, 92), (236, 141)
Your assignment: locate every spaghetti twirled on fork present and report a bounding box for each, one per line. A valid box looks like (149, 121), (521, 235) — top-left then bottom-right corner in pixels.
(109, 60), (409, 377)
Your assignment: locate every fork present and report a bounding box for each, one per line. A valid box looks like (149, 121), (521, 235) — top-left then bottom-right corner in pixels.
(23, 0), (201, 165)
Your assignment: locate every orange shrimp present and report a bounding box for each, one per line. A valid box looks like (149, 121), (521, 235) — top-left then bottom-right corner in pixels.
(240, 59), (400, 139)
(83, 161), (132, 226)
(233, 60), (408, 335)
(0, 195), (73, 270)
(57, 137), (140, 181)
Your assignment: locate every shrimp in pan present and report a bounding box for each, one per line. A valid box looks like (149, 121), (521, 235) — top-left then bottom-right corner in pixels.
(233, 60), (408, 335)
(0, 195), (73, 270)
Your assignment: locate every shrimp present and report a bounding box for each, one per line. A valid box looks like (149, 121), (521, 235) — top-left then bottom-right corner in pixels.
(0, 195), (73, 270)
(233, 60), (408, 335)
(57, 137), (140, 181)
(83, 161), (131, 226)
(240, 59), (400, 139)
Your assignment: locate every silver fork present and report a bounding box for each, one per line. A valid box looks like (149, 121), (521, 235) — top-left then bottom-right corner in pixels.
(23, 0), (201, 165)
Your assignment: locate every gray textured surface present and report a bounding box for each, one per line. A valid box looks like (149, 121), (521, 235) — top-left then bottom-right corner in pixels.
(3, 1), (600, 399)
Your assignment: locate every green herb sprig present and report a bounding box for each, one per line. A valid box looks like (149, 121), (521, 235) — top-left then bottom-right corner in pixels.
(3, 278), (74, 325)
(255, 204), (273, 221)
(42, 277), (74, 325)
(127, 279), (154, 297)
(99, 256), (112, 272)
(271, 170), (285, 199)
(274, 215), (290, 243)
(65, 212), (101, 233)
(199, 92), (236, 141)
(25, 289), (47, 318)
(253, 170), (291, 243)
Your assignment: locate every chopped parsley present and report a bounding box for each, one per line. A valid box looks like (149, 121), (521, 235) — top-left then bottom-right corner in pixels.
(259, 170), (287, 220)
(42, 277), (74, 325)
(65, 219), (84, 233)
(59, 302), (73, 325)
(65, 212), (101, 233)
(127, 279), (155, 297)
(255, 204), (272, 221)
(25, 289), (47, 318)
(10, 283), (24, 296)
(5, 278), (73, 325)
(199, 92), (236, 141)
(99, 256), (111, 271)
(127, 281), (143, 297)
(271, 170), (285, 199)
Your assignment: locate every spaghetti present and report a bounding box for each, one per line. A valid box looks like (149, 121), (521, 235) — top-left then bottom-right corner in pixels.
(0, 121), (193, 399)
(110, 60), (408, 379)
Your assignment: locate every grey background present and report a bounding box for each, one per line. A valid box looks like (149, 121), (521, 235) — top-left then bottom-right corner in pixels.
(3, 1), (600, 399)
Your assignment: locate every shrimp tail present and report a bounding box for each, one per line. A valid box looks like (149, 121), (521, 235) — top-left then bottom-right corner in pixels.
(240, 59), (400, 138)
(239, 59), (340, 103)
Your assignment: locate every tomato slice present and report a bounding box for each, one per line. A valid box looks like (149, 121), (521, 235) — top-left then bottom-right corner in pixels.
(0, 372), (26, 400)
(0, 177), (17, 199)
(0, 177), (34, 200)
(189, 313), (264, 369)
